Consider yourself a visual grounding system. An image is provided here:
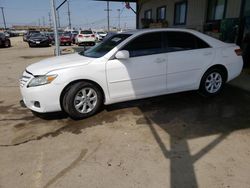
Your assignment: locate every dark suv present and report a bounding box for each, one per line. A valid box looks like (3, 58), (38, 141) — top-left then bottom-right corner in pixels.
(0, 32), (11, 48)
(23, 30), (40, 42)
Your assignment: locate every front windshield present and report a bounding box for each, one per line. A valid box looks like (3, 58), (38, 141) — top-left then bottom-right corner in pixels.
(98, 32), (106, 35)
(79, 34), (131, 58)
(30, 33), (43, 37)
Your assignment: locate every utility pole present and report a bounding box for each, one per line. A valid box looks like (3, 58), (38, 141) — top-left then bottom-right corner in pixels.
(117, 9), (121, 31)
(0, 7), (7, 30)
(104, 1), (111, 31)
(51, 0), (60, 56)
(67, 1), (71, 29)
(57, 10), (61, 28)
(38, 18), (41, 29)
(48, 12), (52, 28)
(43, 16), (45, 27)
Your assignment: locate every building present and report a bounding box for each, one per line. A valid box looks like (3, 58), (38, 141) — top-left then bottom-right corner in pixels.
(98, 0), (250, 66)
(12, 25), (52, 32)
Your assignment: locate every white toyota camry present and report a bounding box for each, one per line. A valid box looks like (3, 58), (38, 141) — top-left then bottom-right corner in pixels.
(20, 28), (243, 119)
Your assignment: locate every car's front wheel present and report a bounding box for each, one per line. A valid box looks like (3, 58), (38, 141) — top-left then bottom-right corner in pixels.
(4, 39), (11, 47)
(199, 68), (226, 96)
(63, 82), (103, 119)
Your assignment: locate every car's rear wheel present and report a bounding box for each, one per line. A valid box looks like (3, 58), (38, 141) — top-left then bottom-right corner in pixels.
(199, 68), (226, 96)
(63, 82), (103, 119)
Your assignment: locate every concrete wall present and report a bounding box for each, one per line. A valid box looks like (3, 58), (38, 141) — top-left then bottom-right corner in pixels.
(138, 0), (242, 31)
(226, 0), (241, 18)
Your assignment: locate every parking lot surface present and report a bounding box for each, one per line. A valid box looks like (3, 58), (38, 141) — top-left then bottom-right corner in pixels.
(1, 37), (250, 188)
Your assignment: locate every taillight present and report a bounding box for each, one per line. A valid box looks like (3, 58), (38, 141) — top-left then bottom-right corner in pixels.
(235, 48), (242, 56)
(78, 34), (83, 38)
(91, 34), (95, 38)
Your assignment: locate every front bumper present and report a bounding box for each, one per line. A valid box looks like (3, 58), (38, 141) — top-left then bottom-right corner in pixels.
(19, 71), (63, 113)
(29, 40), (49, 46)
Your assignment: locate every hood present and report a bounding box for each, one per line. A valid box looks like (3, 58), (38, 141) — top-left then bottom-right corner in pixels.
(26, 53), (94, 75)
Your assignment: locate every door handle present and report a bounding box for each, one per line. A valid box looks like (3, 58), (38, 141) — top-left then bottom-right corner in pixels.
(155, 58), (166, 63)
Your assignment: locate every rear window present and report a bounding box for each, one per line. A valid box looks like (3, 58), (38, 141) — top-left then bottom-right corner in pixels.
(81, 30), (93, 34)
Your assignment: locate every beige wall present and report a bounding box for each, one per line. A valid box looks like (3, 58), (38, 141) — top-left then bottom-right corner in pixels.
(138, 0), (242, 31)
(138, 0), (207, 30)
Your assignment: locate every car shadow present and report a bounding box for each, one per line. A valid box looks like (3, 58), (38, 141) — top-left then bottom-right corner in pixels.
(106, 85), (250, 187)
(29, 85), (250, 187)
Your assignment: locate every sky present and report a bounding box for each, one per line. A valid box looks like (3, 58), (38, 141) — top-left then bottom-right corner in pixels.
(0, 0), (136, 30)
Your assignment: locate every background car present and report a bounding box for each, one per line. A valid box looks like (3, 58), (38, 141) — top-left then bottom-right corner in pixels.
(75, 30), (96, 46)
(23, 30), (40, 42)
(60, 33), (73, 46)
(96, 31), (107, 41)
(50, 32), (64, 45)
(44, 32), (54, 44)
(0, 32), (11, 48)
(71, 32), (78, 44)
(28, 33), (50, 47)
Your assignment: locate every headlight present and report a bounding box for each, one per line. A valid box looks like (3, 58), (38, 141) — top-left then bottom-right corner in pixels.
(28, 75), (57, 87)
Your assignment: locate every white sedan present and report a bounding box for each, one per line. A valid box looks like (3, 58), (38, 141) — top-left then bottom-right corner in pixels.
(20, 28), (243, 119)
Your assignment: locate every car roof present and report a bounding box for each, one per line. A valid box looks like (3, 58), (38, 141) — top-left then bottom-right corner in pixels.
(122, 28), (227, 48)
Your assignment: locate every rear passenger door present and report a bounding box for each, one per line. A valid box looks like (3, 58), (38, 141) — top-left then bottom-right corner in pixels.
(165, 31), (215, 91)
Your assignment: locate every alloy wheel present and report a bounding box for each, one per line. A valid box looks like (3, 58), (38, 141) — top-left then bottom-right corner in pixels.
(74, 87), (97, 114)
(205, 72), (222, 94)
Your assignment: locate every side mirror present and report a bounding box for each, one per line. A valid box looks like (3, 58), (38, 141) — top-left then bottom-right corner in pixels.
(115, 50), (130, 60)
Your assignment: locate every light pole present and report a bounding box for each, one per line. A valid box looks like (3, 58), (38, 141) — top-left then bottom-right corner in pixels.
(104, 1), (111, 31)
(50, 0), (60, 56)
(67, 1), (71, 29)
(0, 7), (7, 30)
(117, 9), (121, 31)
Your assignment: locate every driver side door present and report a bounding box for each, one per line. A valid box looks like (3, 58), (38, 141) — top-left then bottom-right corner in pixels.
(106, 32), (167, 100)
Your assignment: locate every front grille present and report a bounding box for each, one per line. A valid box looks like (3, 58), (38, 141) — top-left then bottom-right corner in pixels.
(20, 70), (33, 87)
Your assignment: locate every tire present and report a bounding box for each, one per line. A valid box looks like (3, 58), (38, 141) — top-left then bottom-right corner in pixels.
(199, 68), (226, 97)
(63, 82), (103, 120)
(4, 40), (11, 47)
(69, 42), (71, 46)
(28, 43), (33, 47)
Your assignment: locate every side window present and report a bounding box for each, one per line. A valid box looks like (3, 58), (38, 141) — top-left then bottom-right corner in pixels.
(123, 32), (163, 57)
(196, 37), (210, 49)
(164, 32), (210, 52)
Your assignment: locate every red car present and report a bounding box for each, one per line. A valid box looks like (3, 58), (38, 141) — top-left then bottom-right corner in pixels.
(60, 33), (72, 46)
